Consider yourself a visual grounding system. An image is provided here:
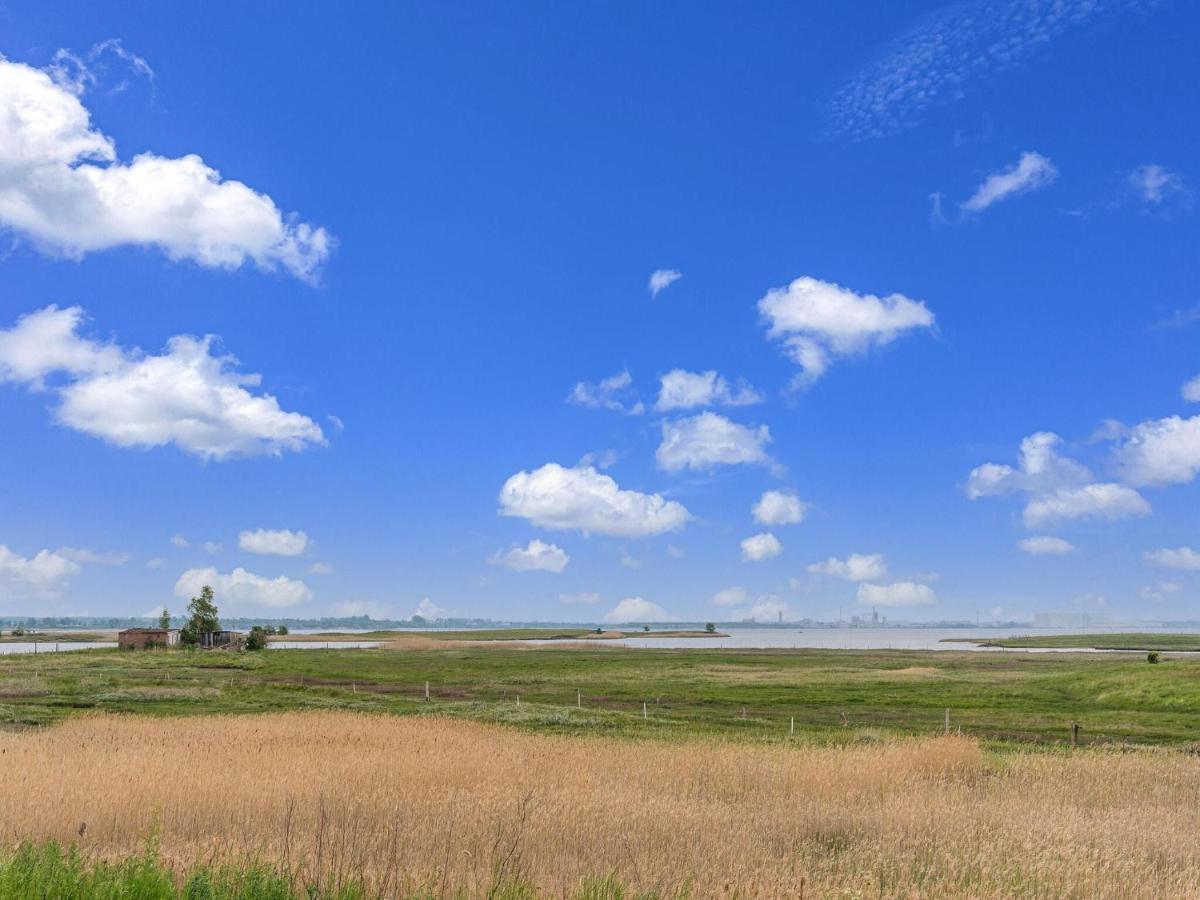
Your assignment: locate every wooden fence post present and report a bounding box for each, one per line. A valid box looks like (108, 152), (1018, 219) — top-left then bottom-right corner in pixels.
(944, 708), (950, 735)
(425, 680), (430, 701)
(1071, 723), (1080, 747)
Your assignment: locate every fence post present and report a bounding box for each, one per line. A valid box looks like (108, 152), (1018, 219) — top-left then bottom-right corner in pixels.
(425, 680), (430, 701)
(790, 716), (795, 736)
(517, 695), (521, 707)
(944, 708), (950, 735)
(643, 702), (647, 720)
(1071, 723), (1080, 747)
(577, 689), (581, 708)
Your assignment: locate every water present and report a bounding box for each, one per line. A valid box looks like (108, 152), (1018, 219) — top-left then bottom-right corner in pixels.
(0, 641), (116, 655)
(512, 626), (1198, 652)
(268, 640), (386, 650)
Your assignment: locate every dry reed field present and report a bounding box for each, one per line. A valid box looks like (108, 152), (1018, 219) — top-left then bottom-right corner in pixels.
(3, 711), (1200, 898)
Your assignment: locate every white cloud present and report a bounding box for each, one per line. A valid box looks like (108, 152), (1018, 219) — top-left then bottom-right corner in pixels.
(656, 412), (771, 473)
(1117, 415), (1200, 486)
(567, 369), (644, 415)
(711, 586), (748, 607)
(309, 562), (334, 575)
(1144, 546), (1200, 571)
(740, 532), (782, 562)
(856, 581), (937, 607)
(0, 56), (331, 281)
(499, 463), (690, 537)
(170, 534), (190, 549)
(752, 491), (808, 526)
(202, 542), (222, 555)
(807, 553), (887, 581)
(413, 597), (447, 620)
(489, 539), (569, 573)
(603, 596), (667, 623)
(666, 544), (685, 559)
(0, 306), (325, 459)
(758, 276), (935, 387)
(0, 545), (81, 599)
(1018, 536), (1076, 556)
(1129, 164), (1187, 205)
(965, 432), (1091, 499)
(619, 555), (644, 570)
(961, 152), (1057, 213)
(966, 431), (1148, 529)
(1139, 582), (1183, 603)
(146, 557), (166, 570)
(1183, 376), (1200, 403)
(173, 566), (313, 609)
(731, 594), (789, 622)
(828, 1), (1159, 139)
(559, 591), (601, 605)
(648, 269), (682, 297)
(57, 546), (130, 565)
(1022, 483), (1150, 528)
(654, 369), (763, 412)
(238, 528), (310, 557)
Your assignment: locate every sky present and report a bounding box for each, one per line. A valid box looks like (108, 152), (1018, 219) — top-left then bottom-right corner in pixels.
(1, 0), (1199, 624)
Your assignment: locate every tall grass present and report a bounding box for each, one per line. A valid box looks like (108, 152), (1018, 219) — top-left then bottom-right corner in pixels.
(2, 711), (1199, 897)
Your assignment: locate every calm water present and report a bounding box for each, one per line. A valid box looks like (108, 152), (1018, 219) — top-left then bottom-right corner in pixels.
(515, 626), (1197, 652)
(0, 641), (116, 655)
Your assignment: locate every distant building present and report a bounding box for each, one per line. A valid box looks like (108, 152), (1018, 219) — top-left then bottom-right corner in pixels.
(199, 630), (239, 649)
(118, 628), (180, 650)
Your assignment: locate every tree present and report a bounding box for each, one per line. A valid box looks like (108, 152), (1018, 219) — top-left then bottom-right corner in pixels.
(705, 622), (716, 633)
(180, 586), (219, 646)
(159, 608), (171, 630)
(277, 625), (289, 636)
(245, 626), (268, 651)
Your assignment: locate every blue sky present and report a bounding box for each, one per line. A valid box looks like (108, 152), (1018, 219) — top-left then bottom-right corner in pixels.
(1, 0), (1199, 623)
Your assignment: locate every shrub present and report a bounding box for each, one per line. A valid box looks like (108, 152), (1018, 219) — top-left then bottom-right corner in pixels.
(705, 622), (715, 633)
(1148, 651), (1161, 664)
(244, 627), (268, 652)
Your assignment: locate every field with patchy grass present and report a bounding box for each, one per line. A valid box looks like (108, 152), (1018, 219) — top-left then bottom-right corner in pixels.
(4, 712), (1200, 898)
(1, 643), (1199, 746)
(273, 628), (724, 643)
(946, 632), (1200, 651)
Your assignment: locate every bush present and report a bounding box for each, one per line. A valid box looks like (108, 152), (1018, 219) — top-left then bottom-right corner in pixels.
(705, 622), (715, 633)
(277, 625), (289, 636)
(1148, 651), (1161, 664)
(244, 627), (268, 652)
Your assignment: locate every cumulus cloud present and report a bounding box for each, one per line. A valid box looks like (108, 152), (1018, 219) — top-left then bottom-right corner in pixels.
(807, 553), (887, 581)
(238, 528), (310, 557)
(1117, 415), (1200, 486)
(0, 545), (81, 600)
(567, 370), (644, 415)
(828, 0), (1159, 139)
(171, 534), (190, 549)
(856, 581), (937, 607)
(740, 532), (782, 562)
(0, 55), (331, 281)
(1018, 536), (1076, 556)
(711, 586), (748, 607)
(752, 491), (808, 526)
(203, 542), (222, 555)
(603, 596), (667, 623)
(1183, 376), (1200, 403)
(499, 463), (690, 537)
(1022, 483), (1150, 528)
(732, 594), (789, 622)
(648, 269), (682, 297)
(0, 306), (325, 459)
(656, 412), (771, 472)
(489, 538), (569, 573)
(413, 597), (447, 620)
(758, 276), (935, 387)
(961, 152), (1057, 213)
(966, 432), (1148, 528)
(1144, 546), (1200, 571)
(654, 369), (763, 412)
(173, 566), (312, 609)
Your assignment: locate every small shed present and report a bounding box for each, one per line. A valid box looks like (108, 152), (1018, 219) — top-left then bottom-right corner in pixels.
(199, 630), (240, 649)
(118, 628), (180, 650)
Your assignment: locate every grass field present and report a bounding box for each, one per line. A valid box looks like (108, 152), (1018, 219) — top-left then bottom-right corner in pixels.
(272, 628), (724, 643)
(946, 632), (1200, 651)
(4, 712), (1200, 898)
(1, 643), (1198, 746)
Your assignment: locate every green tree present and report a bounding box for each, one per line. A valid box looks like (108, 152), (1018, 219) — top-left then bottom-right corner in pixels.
(705, 622), (716, 633)
(179, 586), (219, 646)
(158, 608), (171, 630)
(277, 625), (289, 636)
(244, 626), (268, 651)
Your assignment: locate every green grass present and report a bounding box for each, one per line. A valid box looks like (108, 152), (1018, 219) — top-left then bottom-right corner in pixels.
(273, 628), (723, 642)
(2, 642), (1198, 747)
(944, 632), (1200, 651)
(0, 842), (666, 899)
